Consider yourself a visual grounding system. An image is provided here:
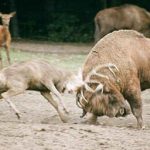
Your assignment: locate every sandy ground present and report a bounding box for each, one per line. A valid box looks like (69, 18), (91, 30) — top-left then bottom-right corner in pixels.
(0, 41), (149, 150)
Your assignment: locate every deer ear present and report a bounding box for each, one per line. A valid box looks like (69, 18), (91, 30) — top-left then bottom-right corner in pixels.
(0, 13), (2, 17)
(10, 12), (16, 17)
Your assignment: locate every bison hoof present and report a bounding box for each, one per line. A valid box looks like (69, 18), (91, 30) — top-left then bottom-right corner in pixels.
(137, 125), (145, 130)
(82, 119), (99, 125)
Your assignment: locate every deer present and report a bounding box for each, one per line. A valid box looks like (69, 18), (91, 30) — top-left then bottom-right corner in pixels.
(0, 12), (16, 68)
(0, 59), (78, 123)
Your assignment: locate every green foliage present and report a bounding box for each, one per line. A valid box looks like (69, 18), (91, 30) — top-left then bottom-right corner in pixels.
(19, 13), (94, 42)
(46, 13), (93, 42)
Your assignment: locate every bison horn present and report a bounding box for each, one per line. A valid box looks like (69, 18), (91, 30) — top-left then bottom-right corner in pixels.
(95, 83), (104, 93)
(81, 90), (88, 103)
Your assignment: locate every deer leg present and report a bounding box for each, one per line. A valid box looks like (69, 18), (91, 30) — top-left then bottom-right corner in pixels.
(0, 51), (3, 69)
(5, 46), (11, 65)
(1, 89), (25, 119)
(43, 81), (69, 114)
(41, 91), (68, 123)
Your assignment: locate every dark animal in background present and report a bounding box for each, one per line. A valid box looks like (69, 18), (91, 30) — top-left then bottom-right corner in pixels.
(94, 4), (150, 42)
(0, 59), (76, 123)
(71, 30), (150, 129)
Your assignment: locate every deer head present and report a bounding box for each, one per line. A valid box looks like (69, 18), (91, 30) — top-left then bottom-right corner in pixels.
(0, 12), (16, 27)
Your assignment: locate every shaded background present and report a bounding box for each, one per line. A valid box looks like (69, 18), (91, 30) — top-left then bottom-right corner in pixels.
(0, 0), (150, 42)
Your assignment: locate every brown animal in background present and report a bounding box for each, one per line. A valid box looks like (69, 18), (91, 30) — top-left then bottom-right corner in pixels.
(94, 4), (150, 42)
(0, 59), (76, 123)
(0, 12), (16, 68)
(71, 30), (150, 129)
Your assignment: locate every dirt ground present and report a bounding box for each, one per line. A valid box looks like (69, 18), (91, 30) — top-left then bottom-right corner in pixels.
(0, 41), (150, 150)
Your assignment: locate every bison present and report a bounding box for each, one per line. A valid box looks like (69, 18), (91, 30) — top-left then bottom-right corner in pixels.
(70, 30), (150, 129)
(94, 4), (150, 42)
(0, 59), (76, 123)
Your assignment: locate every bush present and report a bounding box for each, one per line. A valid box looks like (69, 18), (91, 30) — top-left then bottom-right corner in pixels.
(46, 13), (93, 42)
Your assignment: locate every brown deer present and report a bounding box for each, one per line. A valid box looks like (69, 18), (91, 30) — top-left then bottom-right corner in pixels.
(0, 12), (16, 68)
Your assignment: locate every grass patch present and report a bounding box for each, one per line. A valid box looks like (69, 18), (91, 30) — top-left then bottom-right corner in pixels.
(1, 49), (86, 71)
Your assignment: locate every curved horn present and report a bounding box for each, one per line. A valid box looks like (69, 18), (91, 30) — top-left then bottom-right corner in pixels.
(95, 83), (104, 93)
(107, 63), (119, 77)
(85, 63), (119, 82)
(81, 90), (88, 103)
(76, 100), (83, 108)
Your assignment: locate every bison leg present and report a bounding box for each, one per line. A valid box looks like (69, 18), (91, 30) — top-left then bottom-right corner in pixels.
(83, 113), (98, 125)
(125, 80), (143, 129)
(41, 91), (68, 123)
(88, 114), (98, 124)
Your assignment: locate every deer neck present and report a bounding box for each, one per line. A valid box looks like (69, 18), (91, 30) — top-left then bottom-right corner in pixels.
(3, 24), (9, 30)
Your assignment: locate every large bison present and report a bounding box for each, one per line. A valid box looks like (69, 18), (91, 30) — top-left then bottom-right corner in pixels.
(71, 30), (150, 129)
(94, 4), (150, 42)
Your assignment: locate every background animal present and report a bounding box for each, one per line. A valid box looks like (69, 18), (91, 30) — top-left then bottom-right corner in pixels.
(73, 30), (150, 129)
(0, 59), (75, 123)
(94, 4), (150, 42)
(0, 12), (16, 68)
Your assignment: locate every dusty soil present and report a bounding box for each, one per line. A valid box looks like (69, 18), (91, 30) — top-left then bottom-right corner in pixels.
(0, 41), (149, 150)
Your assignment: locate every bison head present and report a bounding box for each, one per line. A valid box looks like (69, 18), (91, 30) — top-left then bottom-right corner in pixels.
(69, 63), (131, 118)
(76, 82), (130, 118)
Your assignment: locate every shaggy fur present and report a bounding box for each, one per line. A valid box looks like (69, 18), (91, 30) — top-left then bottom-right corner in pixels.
(78, 30), (150, 128)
